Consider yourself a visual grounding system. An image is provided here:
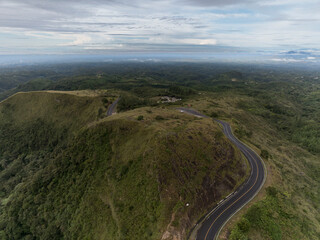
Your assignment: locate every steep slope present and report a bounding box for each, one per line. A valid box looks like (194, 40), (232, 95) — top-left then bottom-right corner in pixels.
(0, 91), (248, 240)
(187, 91), (320, 240)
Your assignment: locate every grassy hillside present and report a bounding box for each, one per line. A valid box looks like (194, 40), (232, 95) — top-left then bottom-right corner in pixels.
(185, 89), (320, 240)
(1, 63), (319, 240)
(0, 91), (247, 240)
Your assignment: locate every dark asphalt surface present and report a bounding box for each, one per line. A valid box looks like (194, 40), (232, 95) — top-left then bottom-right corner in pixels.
(106, 97), (120, 116)
(178, 108), (266, 240)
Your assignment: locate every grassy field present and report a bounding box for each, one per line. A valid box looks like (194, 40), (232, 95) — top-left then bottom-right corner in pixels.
(0, 91), (248, 240)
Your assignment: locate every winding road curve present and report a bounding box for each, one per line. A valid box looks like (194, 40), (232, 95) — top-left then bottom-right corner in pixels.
(178, 108), (266, 240)
(106, 97), (120, 116)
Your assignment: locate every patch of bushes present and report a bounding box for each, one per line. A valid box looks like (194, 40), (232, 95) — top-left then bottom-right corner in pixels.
(155, 115), (165, 120)
(260, 149), (270, 160)
(117, 94), (150, 111)
(234, 126), (252, 139)
(210, 112), (219, 118)
(229, 186), (314, 240)
(168, 85), (196, 97)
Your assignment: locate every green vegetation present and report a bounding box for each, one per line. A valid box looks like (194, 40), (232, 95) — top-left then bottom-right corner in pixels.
(0, 91), (247, 240)
(117, 93), (153, 112)
(260, 149), (270, 160)
(185, 82), (320, 239)
(0, 62), (319, 239)
(137, 115), (144, 121)
(229, 187), (314, 240)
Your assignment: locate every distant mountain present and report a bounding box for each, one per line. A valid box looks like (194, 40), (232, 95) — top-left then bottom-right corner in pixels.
(284, 50), (312, 55)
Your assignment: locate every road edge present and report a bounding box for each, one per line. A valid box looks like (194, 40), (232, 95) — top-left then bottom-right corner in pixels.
(186, 116), (267, 240)
(213, 120), (268, 240)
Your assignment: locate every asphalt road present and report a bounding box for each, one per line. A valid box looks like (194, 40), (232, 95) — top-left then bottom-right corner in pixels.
(178, 108), (266, 240)
(106, 97), (120, 116)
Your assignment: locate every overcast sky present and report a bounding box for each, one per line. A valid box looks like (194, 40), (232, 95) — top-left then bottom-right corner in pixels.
(0, 0), (319, 55)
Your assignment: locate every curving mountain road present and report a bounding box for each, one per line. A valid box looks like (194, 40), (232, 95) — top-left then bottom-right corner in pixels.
(178, 108), (266, 240)
(106, 97), (120, 116)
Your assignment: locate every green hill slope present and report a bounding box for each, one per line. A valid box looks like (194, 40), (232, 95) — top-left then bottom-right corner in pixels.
(0, 91), (247, 240)
(186, 91), (320, 240)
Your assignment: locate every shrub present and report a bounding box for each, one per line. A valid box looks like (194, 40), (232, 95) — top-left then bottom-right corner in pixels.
(260, 149), (270, 160)
(155, 115), (164, 121)
(118, 94), (149, 111)
(102, 98), (109, 104)
(210, 112), (219, 118)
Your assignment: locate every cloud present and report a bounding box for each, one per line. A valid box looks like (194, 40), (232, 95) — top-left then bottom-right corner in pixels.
(271, 58), (303, 62)
(0, 0), (319, 54)
(197, 39), (217, 45)
(60, 34), (92, 46)
(179, 0), (254, 7)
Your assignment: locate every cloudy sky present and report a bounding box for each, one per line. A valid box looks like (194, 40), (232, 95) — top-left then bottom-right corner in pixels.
(0, 0), (319, 55)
